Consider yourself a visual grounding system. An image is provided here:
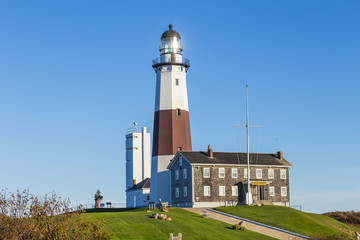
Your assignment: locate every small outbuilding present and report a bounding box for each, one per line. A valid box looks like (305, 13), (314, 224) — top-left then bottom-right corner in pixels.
(126, 178), (151, 208)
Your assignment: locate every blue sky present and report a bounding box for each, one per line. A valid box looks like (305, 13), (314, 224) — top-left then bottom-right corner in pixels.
(0, 1), (359, 213)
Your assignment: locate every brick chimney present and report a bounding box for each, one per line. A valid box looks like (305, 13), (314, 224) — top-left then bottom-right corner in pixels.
(277, 151), (283, 160)
(133, 179), (136, 186)
(208, 145), (213, 158)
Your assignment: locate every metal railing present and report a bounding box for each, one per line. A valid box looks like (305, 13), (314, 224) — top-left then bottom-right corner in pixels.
(73, 203), (126, 210)
(152, 57), (190, 66)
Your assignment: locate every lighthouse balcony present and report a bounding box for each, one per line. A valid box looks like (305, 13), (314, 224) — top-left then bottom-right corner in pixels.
(152, 57), (190, 70)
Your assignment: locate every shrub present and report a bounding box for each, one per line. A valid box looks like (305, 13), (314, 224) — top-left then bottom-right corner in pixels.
(231, 224), (246, 231)
(0, 189), (112, 240)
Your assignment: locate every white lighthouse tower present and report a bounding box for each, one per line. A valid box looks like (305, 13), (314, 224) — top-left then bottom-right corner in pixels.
(150, 24), (192, 203)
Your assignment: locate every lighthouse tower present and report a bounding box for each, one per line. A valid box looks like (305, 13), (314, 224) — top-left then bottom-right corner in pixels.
(150, 25), (192, 203)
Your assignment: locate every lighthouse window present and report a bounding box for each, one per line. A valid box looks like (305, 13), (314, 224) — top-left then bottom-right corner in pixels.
(176, 108), (181, 116)
(175, 78), (179, 86)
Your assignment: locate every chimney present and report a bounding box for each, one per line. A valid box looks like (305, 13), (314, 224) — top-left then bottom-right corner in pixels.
(277, 151), (283, 160)
(133, 179), (136, 186)
(208, 145), (213, 158)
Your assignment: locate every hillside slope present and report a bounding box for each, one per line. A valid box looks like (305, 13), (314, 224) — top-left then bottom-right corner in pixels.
(214, 205), (360, 239)
(85, 208), (276, 240)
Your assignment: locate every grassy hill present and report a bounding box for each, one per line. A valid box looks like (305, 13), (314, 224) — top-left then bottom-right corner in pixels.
(214, 205), (360, 239)
(85, 208), (276, 240)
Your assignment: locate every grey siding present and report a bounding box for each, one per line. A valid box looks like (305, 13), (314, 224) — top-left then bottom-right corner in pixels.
(170, 156), (193, 207)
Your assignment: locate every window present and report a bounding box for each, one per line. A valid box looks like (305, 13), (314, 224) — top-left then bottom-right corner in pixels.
(175, 78), (179, 86)
(203, 168), (210, 178)
(244, 168), (248, 179)
(179, 157), (182, 166)
(183, 168), (187, 179)
(178, 147), (182, 151)
(281, 187), (287, 197)
(175, 187), (179, 198)
(280, 169), (287, 179)
(219, 168), (225, 178)
(204, 186), (211, 196)
(232, 186), (238, 196)
(183, 187), (187, 197)
(175, 170), (179, 180)
(147, 195), (150, 200)
(256, 169), (262, 179)
(176, 108), (181, 116)
(268, 169), (274, 179)
(269, 186), (275, 196)
(219, 186), (225, 196)
(231, 168), (238, 178)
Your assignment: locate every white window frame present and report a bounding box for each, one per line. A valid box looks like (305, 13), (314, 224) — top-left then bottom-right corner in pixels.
(219, 186), (225, 196)
(175, 170), (179, 180)
(256, 169), (262, 179)
(280, 169), (287, 179)
(268, 169), (274, 179)
(232, 186), (238, 196)
(219, 168), (225, 178)
(183, 168), (187, 179)
(281, 187), (287, 197)
(244, 168), (248, 179)
(175, 187), (179, 198)
(183, 187), (187, 197)
(203, 168), (210, 178)
(204, 186), (211, 196)
(231, 168), (238, 178)
(269, 186), (275, 196)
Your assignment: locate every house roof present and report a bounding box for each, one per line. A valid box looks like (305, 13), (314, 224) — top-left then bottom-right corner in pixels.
(169, 151), (292, 168)
(126, 178), (150, 192)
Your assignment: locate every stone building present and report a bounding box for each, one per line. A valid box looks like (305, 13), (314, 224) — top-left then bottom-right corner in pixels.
(167, 146), (292, 208)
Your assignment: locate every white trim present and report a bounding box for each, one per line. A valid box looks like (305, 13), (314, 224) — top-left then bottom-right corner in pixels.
(269, 186), (275, 196)
(280, 169), (287, 179)
(231, 186), (238, 196)
(219, 186), (225, 196)
(203, 168), (210, 178)
(268, 169), (274, 179)
(231, 168), (238, 178)
(218, 168), (225, 178)
(281, 187), (287, 197)
(190, 163), (292, 168)
(204, 186), (211, 196)
(191, 166), (195, 204)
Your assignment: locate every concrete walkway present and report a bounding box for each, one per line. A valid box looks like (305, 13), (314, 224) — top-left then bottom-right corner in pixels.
(184, 208), (309, 240)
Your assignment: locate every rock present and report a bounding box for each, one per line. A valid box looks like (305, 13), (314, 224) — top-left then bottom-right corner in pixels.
(239, 221), (246, 228)
(166, 217), (172, 221)
(158, 214), (167, 220)
(152, 212), (159, 219)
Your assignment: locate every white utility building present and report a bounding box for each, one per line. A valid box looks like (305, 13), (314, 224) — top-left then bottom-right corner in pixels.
(125, 125), (151, 207)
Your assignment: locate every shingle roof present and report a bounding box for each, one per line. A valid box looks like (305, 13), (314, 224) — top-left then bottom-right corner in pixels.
(126, 178), (150, 192)
(178, 151), (292, 167)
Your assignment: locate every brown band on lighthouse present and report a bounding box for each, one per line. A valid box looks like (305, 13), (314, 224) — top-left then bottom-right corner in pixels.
(152, 109), (192, 156)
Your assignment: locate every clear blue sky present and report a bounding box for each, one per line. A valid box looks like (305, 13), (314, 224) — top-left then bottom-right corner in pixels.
(0, 1), (359, 213)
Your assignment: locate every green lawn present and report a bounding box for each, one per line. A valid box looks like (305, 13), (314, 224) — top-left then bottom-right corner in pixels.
(85, 208), (276, 240)
(214, 205), (360, 239)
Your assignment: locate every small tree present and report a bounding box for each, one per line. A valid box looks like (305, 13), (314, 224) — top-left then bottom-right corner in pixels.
(0, 188), (111, 239)
(94, 189), (103, 208)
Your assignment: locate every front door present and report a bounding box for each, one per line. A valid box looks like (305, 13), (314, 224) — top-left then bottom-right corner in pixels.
(258, 185), (265, 200)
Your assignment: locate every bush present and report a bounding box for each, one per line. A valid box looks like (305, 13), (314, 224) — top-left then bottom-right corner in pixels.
(0, 189), (112, 240)
(323, 211), (360, 226)
(231, 224), (246, 231)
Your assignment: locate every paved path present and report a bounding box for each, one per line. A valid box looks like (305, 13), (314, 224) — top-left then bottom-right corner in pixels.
(184, 208), (309, 240)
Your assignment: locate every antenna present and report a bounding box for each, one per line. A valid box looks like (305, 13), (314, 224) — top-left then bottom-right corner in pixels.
(133, 122), (138, 132)
(232, 85), (262, 205)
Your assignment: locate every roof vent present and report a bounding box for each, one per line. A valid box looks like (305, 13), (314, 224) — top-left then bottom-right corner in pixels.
(208, 145), (213, 158)
(277, 151), (283, 160)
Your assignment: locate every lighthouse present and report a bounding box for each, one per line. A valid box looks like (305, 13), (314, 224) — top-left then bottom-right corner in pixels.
(150, 24), (192, 203)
